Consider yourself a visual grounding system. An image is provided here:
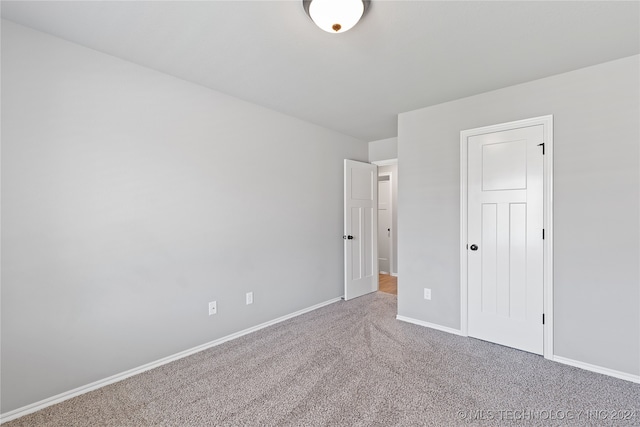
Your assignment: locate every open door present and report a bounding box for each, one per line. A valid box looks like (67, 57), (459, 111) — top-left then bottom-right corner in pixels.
(344, 160), (378, 300)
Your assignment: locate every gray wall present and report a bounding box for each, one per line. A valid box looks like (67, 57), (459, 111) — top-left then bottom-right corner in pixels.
(369, 137), (398, 163)
(398, 55), (639, 376)
(1, 21), (367, 413)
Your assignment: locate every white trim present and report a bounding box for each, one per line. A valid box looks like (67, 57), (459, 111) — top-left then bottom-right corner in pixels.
(0, 297), (342, 424)
(553, 356), (640, 384)
(371, 158), (398, 167)
(397, 316), (640, 384)
(459, 115), (554, 359)
(396, 315), (465, 336)
(390, 272), (398, 277)
(541, 117), (554, 359)
(396, 317), (640, 384)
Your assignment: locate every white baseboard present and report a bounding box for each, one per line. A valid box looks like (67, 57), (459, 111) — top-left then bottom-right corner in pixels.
(0, 297), (342, 424)
(396, 317), (640, 384)
(396, 315), (465, 336)
(396, 316), (640, 384)
(378, 271), (397, 277)
(553, 355), (640, 384)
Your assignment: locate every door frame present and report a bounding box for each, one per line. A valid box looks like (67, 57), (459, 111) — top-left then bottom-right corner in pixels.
(460, 116), (554, 359)
(372, 159), (397, 277)
(377, 171), (393, 275)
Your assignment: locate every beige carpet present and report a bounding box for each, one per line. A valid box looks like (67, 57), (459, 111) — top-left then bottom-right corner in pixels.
(6, 292), (640, 426)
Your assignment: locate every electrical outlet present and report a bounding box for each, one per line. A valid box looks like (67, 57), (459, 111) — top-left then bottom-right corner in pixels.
(209, 301), (217, 315)
(246, 292), (253, 305)
(424, 288), (431, 300)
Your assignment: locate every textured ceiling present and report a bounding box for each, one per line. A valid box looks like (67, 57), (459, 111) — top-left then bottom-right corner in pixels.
(2, 1), (639, 141)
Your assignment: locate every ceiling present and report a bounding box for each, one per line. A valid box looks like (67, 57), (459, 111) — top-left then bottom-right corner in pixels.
(2, 1), (639, 142)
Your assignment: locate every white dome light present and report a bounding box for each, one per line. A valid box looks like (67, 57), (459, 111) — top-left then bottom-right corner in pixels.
(304, 0), (368, 34)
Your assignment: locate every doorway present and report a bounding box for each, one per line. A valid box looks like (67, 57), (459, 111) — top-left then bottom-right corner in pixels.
(374, 159), (398, 296)
(343, 158), (399, 299)
(460, 116), (553, 358)
(378, 174), (392, 274)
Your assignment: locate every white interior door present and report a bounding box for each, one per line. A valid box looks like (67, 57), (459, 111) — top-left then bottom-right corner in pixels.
(467, 125), (544, 354)
(377, 176), (391, 274)
(344, 160), (378, 300)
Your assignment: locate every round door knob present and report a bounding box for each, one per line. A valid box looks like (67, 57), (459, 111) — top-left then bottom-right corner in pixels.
(470, 244), (478, 251)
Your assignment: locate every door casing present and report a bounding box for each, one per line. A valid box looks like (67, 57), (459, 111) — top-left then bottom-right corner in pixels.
(377, 172), (393, 275)
(372, 159), (397, 277)
(460, 115), (554, 359)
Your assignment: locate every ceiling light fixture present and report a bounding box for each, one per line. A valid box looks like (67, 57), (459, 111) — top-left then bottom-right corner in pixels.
(303, 0), (370, 34)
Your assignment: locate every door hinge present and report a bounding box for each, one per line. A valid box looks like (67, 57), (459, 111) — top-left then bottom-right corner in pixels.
(542, 229), (545, 239)
(542, 313), (545, 325)
(538, 143), (545, 155)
